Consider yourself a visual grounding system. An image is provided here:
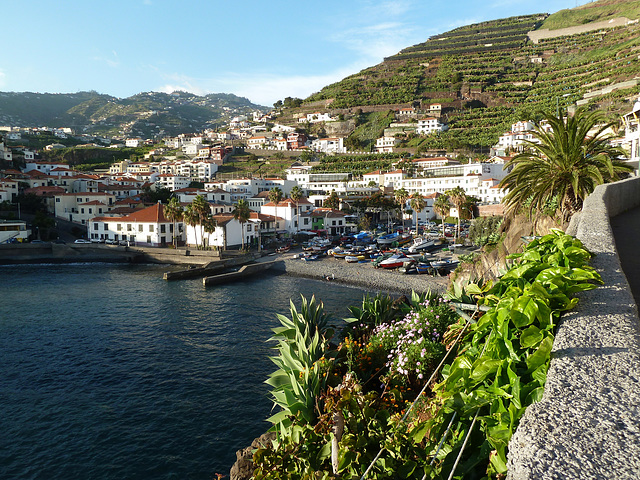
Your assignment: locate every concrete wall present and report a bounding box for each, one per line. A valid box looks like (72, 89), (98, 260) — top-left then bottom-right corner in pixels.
(507, 176), (640, 479)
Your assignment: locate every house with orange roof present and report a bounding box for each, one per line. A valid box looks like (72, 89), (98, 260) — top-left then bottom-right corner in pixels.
(0, 177), (19, 201)
(88, 202), (181, 246)
(185, 212), (261, 249)
(54, 192), (116, 225)
(260, 196), (314, 233)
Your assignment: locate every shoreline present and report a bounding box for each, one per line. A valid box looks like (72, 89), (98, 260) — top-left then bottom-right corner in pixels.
(275, 253), (450, 296)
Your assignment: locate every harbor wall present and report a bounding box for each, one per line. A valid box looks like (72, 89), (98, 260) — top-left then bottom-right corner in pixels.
(507, 177), (640, 479)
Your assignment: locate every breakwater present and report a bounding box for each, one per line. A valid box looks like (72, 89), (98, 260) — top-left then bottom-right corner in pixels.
(507, 176), (640, 479)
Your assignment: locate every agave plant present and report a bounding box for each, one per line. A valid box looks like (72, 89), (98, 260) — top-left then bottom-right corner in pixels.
(265, 296), (334, 430)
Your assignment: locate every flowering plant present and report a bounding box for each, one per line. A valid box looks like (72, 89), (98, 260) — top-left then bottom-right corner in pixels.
(370, 297), (458, 385)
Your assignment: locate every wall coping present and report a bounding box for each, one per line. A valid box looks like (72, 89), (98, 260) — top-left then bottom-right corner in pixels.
(507, 177), (640, 479)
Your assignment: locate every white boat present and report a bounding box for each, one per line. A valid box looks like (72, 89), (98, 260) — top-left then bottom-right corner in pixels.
(408, 237), (435, 254)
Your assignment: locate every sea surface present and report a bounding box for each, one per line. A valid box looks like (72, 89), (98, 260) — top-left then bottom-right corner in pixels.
(0, 263), (371, 480)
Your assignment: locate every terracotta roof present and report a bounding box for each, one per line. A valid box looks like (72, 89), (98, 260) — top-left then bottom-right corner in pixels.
(82, 200), (107, 206)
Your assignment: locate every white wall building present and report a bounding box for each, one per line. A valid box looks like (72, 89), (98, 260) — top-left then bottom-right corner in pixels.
(311, 137), (346, 154)
(416, 117), (446, 135)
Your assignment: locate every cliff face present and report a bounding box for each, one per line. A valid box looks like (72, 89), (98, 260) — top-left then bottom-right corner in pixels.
(451, 214), (561, 288)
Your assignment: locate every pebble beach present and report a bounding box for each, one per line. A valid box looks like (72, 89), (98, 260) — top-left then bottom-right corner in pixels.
(276, 252), (451, 296)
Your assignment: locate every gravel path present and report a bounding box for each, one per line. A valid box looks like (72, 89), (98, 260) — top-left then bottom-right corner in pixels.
(275, 252), (450, 295)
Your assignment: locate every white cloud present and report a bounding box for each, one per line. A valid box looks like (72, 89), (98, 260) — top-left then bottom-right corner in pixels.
(154, 63), (369, 106)
(92, 51), (120, 68)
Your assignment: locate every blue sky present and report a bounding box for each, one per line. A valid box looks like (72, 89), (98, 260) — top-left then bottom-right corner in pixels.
(0, 0), (581, 106)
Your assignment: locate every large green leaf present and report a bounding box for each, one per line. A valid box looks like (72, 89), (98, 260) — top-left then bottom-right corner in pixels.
(511, 295), (539, 328)
(526, 336), (553, 372)
(520, 325), (543, 348)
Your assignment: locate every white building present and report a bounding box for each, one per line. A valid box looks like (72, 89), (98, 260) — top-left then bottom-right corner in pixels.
(54, 192), (116, 225)
(311, 137), (346, 154)
(375, 136), (400, 153)
(88, 202), (180, 246)
(416, 117), (446, 135)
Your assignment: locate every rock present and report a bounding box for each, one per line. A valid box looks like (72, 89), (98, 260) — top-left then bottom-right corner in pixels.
(230, 432), (276, 480)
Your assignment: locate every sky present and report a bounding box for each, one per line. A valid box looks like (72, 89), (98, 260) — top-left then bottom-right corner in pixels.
(0, 0), (583, 107)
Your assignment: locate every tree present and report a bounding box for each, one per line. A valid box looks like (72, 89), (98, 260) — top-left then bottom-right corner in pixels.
(499, 108), (632, 223)
(446, 186), (467, 238)
(289, 186), (303, 233)
(268, 187), (284, 233)
(394, 187), (409, 230)
(182, 204), (199, 247)
(433, 194), (451, 237)
(324, 190), (340, 210)
(164, 197), (184, 248)
(232, 198), (251, 250)
(409, 193), (426, 229)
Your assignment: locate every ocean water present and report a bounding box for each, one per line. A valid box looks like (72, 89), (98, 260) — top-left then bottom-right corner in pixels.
(0, 264), (371, 480)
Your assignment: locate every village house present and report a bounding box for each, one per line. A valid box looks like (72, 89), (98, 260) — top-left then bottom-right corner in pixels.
(375, 136), (400, 153)
(416, 117), (447, 135)
(311, 137), (346, 154)
(88, 202), (180, 246)
(260, 196), (315, 233)
(185, 214), (257, 250)
(622, 95), (640, 164)
(55, 192), (116, 225)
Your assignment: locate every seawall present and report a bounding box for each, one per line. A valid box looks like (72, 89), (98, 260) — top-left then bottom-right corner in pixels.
(507, 177), (640, 479)
(0, 243), (222, 266)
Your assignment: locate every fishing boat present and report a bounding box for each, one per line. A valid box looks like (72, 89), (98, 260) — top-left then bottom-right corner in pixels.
(303, 254), (320, 261)
(344, 254), (366, 263)
(415, 263), (432, 274)
(407, 237), (436, 254)
(430, 259), (459, 271)
(378, 253), (412, 269)
(376, 232), (401, 245)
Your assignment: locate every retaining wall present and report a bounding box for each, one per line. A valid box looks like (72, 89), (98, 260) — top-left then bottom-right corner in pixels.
(507, 177), (640, 479)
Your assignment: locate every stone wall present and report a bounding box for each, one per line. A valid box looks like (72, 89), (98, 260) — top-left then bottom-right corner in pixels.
(527, 17), (635, 44)
(507, 176), (640, 479)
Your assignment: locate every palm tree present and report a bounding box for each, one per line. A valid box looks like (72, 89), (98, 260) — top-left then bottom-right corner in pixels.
(499, 108), (632, 223)
(202, 215), (217, 250)
(268, 187), (284, 233)
(409, 193), (426, 230)
(192, 195), (212, 248)
(183, 204), (199, 247)
(289, 185), (303, 234)
(445, 186), (467, 238)
(232, 198), (251, 251)
(164, 197), (184, 248)
(394, 187), (409, 230)
(433, 193), (450, 238)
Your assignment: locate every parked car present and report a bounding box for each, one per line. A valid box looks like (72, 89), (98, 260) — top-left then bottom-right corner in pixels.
(74, 239), (91, 244)
(105, 239), (117, 245)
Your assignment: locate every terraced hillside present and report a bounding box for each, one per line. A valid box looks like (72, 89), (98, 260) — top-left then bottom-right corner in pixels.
(303, 0), (640, 152)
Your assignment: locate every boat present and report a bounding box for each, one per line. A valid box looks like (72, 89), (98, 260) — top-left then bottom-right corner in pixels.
(376, 232), (401, 245)
(344, 254), (365, 263)
(407, 237), (436, 254)
(378, 253), (412, 269)
(415, 263), (432, 274)
(430, 259), (459, 272)
(276, 245), (291, 254)
(303, 254), (320, 261)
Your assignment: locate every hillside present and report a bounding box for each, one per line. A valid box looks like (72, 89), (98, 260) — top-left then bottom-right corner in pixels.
(299, 0), (640, 152)
(0, 90), (266, 137)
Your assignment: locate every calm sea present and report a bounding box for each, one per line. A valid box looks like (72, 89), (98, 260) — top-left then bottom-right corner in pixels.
(0, 263), (370, 480)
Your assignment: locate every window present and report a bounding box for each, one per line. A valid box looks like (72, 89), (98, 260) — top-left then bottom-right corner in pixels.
(139, 224), (143, 232)
(81, 208), (85, 214)
(94, 223), (98, 230)
(160, 225), (166, 233)
(117, 224), (122, 231)
(149, 225), (154, 232)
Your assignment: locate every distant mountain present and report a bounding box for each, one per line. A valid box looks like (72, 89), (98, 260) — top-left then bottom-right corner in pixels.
(0, 90), (266, 137)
